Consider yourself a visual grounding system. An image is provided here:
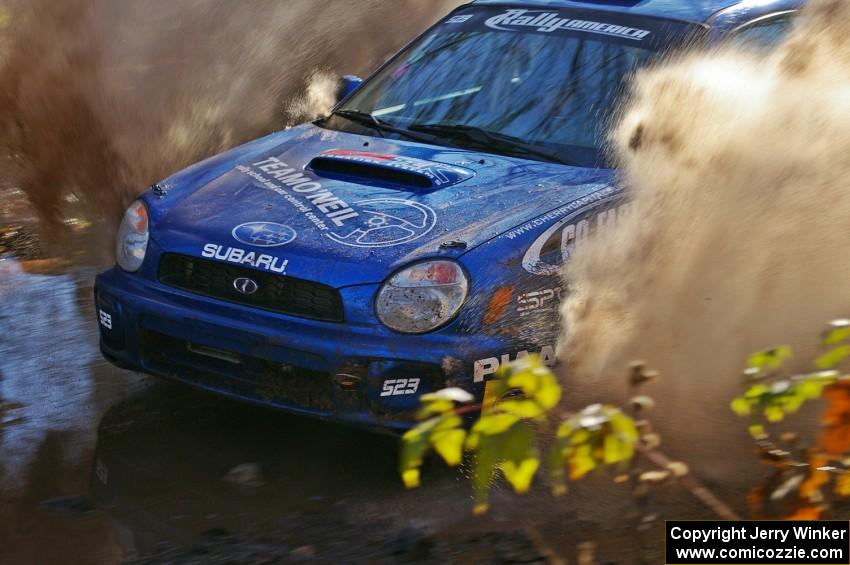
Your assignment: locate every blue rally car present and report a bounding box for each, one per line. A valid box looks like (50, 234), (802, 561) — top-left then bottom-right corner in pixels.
(96, 0), (802, 431)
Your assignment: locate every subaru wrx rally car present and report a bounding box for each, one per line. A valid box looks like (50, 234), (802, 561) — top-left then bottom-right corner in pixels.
(96, 0), (802, 431)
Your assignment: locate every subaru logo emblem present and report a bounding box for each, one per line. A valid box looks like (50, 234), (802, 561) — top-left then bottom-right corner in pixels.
(232, 222), (297, 248)
(233, 277), (259, 295)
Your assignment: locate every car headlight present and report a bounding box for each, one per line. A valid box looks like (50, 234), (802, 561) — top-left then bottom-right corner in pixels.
(116, 200), (149, 272)
(376, 260), (469, 334)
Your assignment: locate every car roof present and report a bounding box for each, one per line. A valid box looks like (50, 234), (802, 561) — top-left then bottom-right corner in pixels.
(469, 0), (802, 25)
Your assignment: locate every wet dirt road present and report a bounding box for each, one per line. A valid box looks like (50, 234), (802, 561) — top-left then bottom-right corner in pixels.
(0, 259), (709, 564)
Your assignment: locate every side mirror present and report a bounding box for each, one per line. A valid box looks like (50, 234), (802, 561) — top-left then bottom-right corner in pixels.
(336, 75), (363, 103)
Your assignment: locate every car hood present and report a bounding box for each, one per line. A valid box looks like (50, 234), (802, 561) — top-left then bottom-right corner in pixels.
(152, 124), (618, 286)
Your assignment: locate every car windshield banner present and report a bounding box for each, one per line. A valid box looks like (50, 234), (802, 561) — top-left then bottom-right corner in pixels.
(441, 6), (705, 51)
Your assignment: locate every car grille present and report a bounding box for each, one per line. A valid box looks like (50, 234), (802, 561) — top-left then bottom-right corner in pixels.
(158, 254), (344, 322)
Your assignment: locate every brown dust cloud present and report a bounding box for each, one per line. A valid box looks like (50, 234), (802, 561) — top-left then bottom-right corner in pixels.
(0, 0), (460, 258)
(561, 0), (850, 477)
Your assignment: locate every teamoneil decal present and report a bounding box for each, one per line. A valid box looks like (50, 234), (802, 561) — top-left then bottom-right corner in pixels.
(239, 158), (360, 229)
(237, 158), (440, 249)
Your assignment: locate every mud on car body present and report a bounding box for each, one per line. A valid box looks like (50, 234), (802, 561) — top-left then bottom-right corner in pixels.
(95, 0), (803, 431)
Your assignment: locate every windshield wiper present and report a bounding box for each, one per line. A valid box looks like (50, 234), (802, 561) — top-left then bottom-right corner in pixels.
(407, 122), (576, 165)
(330, 109), (436, 144)
(330, 109), (387, 137)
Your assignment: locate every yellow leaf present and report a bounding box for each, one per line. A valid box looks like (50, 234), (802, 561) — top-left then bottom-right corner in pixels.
(745, 384), (770, 399)
(569, 444), (596, 480)
(816, 346), (850, 370)
(603, 433), (634, 464)
(501, 458), (540, 494)
(431, 429), (466, 466)
(824, 322), (850, 346)
(608, 411), (640, 442)
(472, 413), (519, 436)
(835, 474), (850, 497)
(749, 424), (766, 438)
(402, 469), (420, 489)
(765, 405), (785, 423)
(747, 346), (792, 371)
(730, 397), (751, 416)
(473, 503), (489, 515)
(497, 399), (545, 419)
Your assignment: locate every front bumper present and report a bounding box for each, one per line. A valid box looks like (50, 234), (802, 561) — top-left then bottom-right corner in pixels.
(94, 267), (504, 431)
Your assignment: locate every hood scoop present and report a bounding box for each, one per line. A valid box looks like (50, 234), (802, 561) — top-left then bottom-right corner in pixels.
(308, 149), (474, 191)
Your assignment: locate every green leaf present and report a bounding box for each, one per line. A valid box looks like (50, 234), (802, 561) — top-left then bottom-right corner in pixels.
(764, 405), (785, 423)
(430, 428), (466, 467)
(824, 321), (850, 345)
(744, 383), (770, 399)
(730, 396), (752, 416)
(749, 423), (766, 438)
(470, 431), (500, 511)
(399, 429), (431, 489)
(796, 379), (825, 400)
(497, 355), (562, 416)
(747, 346), (792, 372)
(547, 441), (568, 495)
(469, 413), (519, 439)
(499, 422), (539, 494)
(815, 345), (850, 370)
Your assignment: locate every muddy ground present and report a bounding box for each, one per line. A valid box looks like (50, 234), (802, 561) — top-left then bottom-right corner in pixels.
(0, 231), (730, 564)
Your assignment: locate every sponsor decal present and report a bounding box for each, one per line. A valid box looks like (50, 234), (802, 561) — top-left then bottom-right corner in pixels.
(232, 277), (259, 295)
(485, 9), (652, 41)
(232, 222), (296, 248)
(474, 345), (557, 383)
(327, 198), (437, 248)
(517, 287), (563, 316)
(202, 243), (288, 274)
(237, 158), (440, 248)
(447, 14), (473, 24)
(513, 189), (627, 276)
(380, 378), (421, 397)
(503, 185), (616, 241)
(239, 157), (360, 230)
(98, 309), (113, 330)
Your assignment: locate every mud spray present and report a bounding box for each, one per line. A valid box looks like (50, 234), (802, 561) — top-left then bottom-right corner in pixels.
(561, 0), (850, 480)
(0, 0), (461, 261)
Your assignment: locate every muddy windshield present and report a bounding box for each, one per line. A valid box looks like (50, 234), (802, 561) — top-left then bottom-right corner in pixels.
(326, 7), (702, 167)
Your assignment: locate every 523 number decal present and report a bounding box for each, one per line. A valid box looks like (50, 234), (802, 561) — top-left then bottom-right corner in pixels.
(380, 378), (421, 397)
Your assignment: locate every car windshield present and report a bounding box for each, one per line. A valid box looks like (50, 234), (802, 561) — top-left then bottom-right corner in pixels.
(324, 7), (703, 168)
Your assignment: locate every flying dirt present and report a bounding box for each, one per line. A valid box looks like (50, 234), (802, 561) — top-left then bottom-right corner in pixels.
(0, 0), (461, 259)
(561, 0), (850, 473)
